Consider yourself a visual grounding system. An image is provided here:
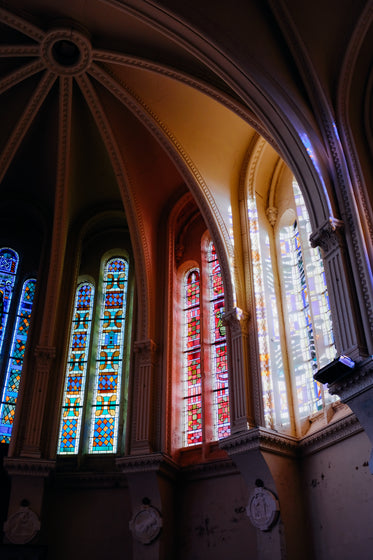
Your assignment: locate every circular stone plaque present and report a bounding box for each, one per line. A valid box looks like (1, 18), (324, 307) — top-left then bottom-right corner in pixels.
(129, 505), (162, 544)
(246, 487), (279, 531)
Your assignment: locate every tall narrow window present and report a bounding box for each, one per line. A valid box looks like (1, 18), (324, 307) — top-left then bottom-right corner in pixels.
(183, 269), (202, 446)
(0, 278), (36, 443)
(181, 242), (230, 448)
(58, 255), (130, 456)
(207, 243), (230, 439)
(249, 179), (336, 430)
(89, 257), (129, 454)
(57, 282), (95, 454)
(0, 248), (19, 354)
(248, 197), (289, 429)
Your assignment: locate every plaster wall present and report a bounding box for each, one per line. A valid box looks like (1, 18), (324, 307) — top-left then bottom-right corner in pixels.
(302, 430), (373, 560)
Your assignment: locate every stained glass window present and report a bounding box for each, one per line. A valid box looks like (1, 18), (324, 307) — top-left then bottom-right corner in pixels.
(0, 248), (19, 355)
(207, 243), (230, 439)
(183, 269), (202, 446)
(249, 179), (336, 429)
(57, 282), (94, 454)
(0, 278), (36, 443)
(280, 181), (336, 418)
(248, 198), (289, 428)
(89, 257), (129, 453)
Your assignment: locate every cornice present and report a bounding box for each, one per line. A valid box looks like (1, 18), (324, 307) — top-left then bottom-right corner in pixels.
(220, 427), (299, 458)
(116, 452), (179, 481)
(300, 412), (362, 456)
(4, 457), (55, 477)
(328, 357), (373, 401)
(180, 457), (238, 481)
(53, 470), (127, 488)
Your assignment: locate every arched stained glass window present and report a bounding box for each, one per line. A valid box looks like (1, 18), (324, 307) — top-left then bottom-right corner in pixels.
(207, 243), (230, 439)
(181, 242), (230, 448)
(0, 278), (36, 443)
(88, 257), (129, 454)
(248, 197), (290, 428)
(57, 282), (95, 454)
(249, 178), (336, 430)
(183, 269), (202, 446)
(0, 248), (19, 354)
(280, 181), (336, 418)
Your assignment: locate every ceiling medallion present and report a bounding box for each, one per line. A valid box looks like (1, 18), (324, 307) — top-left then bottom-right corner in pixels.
(41, 28), (92, 76)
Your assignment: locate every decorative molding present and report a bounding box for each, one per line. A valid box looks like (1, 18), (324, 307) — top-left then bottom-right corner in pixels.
(224, 307), (249, 336)
(76, 70), (150, 340)
(328, 357), (373, 401)
(88, 61), (235, 309)
(309, 217), (344, 254)
(4, 457), (55, 477)
(41, 28), (92, 76)
(300, 412), (362, 456)
(220, 427), (299, 458)
(0, 59), (45, 96)
(0, 70), (56, 185)
(116, 453), (179, 481)
(53, 470), (127, 488)
(266, 206), (278, 227)
(0, 7), (45, 42)
(180, 458), (238, 481)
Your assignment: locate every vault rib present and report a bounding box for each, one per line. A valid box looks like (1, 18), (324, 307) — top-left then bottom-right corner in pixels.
(38, 76), (73, 347)
(0, 45), (40, 57)
(0, 7), (45, 43)
(76, 71), (150, 338)
(0, 59), (45, 96)
(0, 70), (56, 184)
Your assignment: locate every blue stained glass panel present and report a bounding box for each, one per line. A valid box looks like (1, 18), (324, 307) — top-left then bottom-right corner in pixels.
(57, 282), (94, 454)
(89, 258), (128, 453)
(0, 278), (36, 443)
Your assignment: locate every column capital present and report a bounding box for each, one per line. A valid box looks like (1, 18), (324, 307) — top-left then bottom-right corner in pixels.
(266, 206), (278, 227)
(310, 217), (344, 255)
(224, 308), (249, 336)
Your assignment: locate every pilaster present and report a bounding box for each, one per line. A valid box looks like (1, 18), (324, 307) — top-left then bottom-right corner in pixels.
(310, 217), (367, 361)
(131, 339), (157, 454)
(20, 345), (56, 458)
(224, 308), (255, 432)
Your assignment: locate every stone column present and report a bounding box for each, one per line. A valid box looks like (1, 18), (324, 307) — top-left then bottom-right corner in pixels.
(131, 339), (157, 454)
(310, 218), (367, 361)
(224, 308), (258, 432)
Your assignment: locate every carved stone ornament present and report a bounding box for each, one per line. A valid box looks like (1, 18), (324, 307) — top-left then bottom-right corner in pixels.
(4, 506), (41, 544)
(129, 505), (162, 544)
(246, 487), (279, 531)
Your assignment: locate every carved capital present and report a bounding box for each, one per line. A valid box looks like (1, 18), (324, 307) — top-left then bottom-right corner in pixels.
(310, 217), (344, 255)
(266, 206), (278, 227)
(34, 345), (56, 373)
(134, 339), (157, 365)
(224, 308), (249, 337)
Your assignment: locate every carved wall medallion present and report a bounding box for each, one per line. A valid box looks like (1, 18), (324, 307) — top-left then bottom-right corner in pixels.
(4, 506), (41, 544)
(246, 487), (279, 531)
(129, 505), (162, 544)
